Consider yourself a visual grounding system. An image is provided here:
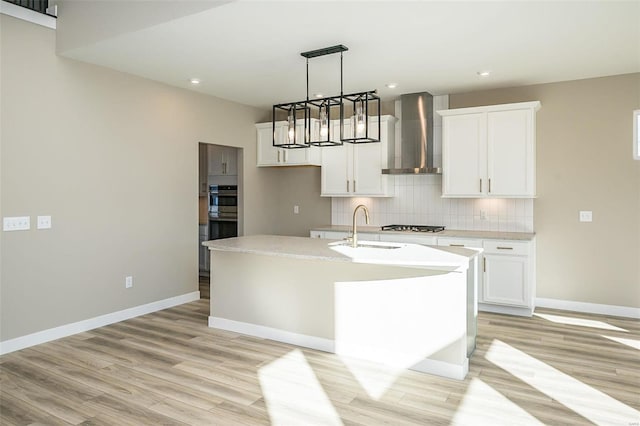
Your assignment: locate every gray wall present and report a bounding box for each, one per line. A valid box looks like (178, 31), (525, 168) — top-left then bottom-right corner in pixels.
(0, 14), (284, 341)
(451, 73), (640, 308)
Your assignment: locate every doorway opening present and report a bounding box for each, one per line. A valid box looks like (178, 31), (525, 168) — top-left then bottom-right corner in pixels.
(198, 142), (242, 299)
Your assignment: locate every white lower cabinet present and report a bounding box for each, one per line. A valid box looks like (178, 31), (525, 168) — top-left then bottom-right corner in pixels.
(480, 240), (535, 316)
(483, 254), (528, 306)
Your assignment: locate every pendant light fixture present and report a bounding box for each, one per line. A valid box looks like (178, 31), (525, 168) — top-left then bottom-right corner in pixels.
(272, 44), (381, 149)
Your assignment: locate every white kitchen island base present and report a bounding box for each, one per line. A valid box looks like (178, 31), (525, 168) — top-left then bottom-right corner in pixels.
(204, 235), (478, 380)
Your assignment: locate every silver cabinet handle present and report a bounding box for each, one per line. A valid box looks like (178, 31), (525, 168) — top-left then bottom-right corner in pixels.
(483, 257), (486, 272)
(497, 246), (513, 250)
(346, 180), (350, 192)
(479, 179), (483, 192)
(277, 150), (281, 163)
(450, 244), (465, 247)
(488, 178), (492, 193)
(284, 150), (288, 163)
(353, 180), (356, 192)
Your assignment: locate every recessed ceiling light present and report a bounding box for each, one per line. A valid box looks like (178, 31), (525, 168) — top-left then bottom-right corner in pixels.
(189, 78), (201, 85)
(477, 71), (491, 77)
(385, 83), (398, 89)
(314, 93), (324, 98)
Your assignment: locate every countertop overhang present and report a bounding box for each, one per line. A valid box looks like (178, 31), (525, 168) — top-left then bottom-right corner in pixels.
(203, 235), (477, 272)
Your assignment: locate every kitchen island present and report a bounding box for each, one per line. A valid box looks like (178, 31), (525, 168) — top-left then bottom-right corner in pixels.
(203, 235), (479, 379)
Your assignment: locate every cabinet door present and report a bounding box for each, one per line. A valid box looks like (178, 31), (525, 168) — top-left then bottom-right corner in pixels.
(321, 143), (350, 195)
(199, 144), (208, 195)
(483, 254), (528, 307)
(321, 121), (351, 196)
(442, 113), (487, 197)
(208, 145), (225, 175)
(487, 109), (534, 196)
(223, 147), (238, 176)
(351, 118), (387, 195)
(256, 126), (280, 166)
(353, 142), (386, 195)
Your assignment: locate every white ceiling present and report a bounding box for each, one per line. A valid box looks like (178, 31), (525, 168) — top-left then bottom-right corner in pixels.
(57, 0), (640, 109)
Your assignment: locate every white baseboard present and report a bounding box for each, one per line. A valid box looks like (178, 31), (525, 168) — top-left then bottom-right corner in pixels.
(209, 316), (335, 353)
(0, 291), (200, 355)
(479, 303), (533, 317)
(536, 297), (640, 319)
(209, 316), (468, 380)
(411, 357), (469, 381)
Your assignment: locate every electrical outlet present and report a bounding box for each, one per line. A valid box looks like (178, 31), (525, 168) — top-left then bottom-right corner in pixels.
(579, 211), (593, 222)
(480, 210), (487, 220)
(293, 205), (300, 214)
(37, 215), (52, 229)
(3, 216), (30, 231)
(125, 276), (133, 289)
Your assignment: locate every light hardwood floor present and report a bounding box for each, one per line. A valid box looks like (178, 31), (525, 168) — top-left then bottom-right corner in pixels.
(1, 296), (638, 425)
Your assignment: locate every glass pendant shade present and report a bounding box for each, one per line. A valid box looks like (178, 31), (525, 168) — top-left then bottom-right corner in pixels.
(307, 96), (343, 147)
(340, 91), (381, 143)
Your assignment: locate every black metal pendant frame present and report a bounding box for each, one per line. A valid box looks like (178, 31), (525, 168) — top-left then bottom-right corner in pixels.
(272, 101), (311, 149)
(340, 91), (381, 144)
(272, 44), (380, 148)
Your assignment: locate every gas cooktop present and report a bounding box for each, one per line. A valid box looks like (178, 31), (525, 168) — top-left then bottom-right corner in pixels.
(380, 224), (445, 233)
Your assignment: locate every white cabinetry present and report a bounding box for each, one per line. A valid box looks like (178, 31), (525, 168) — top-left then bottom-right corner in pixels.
(209, 145), (238, 176)
(256, 122), (321, 167)
(321, 116), (396, 197)
(439, 101), (540, 198)
(481, 240), (534, 315)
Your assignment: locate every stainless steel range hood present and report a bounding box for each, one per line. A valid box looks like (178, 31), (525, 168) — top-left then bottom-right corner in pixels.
(382, 92), (443, 174)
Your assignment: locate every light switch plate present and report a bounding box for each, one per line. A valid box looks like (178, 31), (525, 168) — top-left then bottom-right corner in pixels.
(579, 211), (593, 222)
(37, 215), (52, 229)
(3, 216), (30, 231)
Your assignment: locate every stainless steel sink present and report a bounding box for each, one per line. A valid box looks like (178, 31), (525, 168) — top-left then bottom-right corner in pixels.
(355, 243), (402, 250)
(328, 241), (404, 250)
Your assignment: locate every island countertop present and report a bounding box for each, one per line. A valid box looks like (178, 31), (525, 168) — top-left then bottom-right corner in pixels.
(203, 234), (477, 272)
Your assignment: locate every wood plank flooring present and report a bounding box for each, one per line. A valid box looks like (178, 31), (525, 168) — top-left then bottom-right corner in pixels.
(1, 294), (638, 425)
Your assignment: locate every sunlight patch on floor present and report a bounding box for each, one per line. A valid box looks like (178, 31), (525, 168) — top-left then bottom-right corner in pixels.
(485, 339), (640, 425)
(451, 378), (544, 425)
(258, 349), (343, 426)
(601, 335), (640, 350)
(534, 313), (627, 332)
(338, 355), (405, 400)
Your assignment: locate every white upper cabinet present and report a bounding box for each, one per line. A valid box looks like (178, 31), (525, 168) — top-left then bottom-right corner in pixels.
(439, 101), (540, 198)
(256, 122), (321, 167)
(208, 144), (238, 176)
(321, 115), (396, 197)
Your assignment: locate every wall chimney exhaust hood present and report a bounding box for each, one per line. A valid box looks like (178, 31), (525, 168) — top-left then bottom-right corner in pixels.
(382, 92), (443, 175)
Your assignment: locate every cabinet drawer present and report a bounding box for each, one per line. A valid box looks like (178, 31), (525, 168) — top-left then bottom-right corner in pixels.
(437, 238), (482, 249)
(483, 240), (530, 256)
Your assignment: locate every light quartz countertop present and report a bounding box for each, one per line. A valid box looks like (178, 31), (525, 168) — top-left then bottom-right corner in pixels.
(203, 235), (477, 272)
(311, 225), (535, 241)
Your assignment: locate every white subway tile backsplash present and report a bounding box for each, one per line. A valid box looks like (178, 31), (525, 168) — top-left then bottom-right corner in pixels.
(331, 176), (534, 231)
